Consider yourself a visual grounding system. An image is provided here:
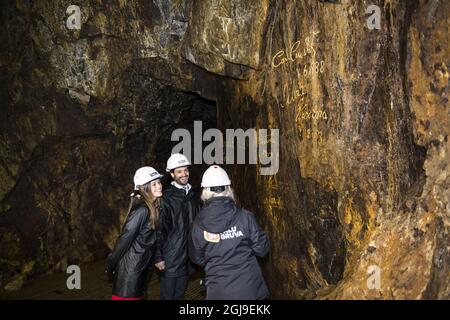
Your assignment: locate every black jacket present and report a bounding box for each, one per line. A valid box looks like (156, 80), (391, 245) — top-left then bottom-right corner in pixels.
(189, 196), (270, 300)
(156, 184), (200, 277)
(107, 204), (159, 298)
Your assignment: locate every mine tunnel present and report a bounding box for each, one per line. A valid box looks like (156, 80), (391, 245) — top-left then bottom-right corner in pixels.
(0, 0), (448, 300)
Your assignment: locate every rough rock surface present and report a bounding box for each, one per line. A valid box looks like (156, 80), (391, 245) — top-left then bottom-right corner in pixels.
(0, 0), (448, 299)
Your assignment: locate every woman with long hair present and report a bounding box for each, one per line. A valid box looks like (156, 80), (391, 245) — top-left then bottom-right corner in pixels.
(106, 166), (164, 300)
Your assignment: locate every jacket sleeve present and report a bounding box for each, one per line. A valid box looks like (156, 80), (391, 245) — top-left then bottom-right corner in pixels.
(189, 224), (206, 267)
(188, 190), (201, 228)
(106, 208), (146, 271)
(247, 211), (270, 257)
(153, 229), (164, 263)
(154, 200), (172, 262)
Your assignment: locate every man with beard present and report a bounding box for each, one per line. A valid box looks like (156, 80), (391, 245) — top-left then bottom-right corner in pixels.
(154, 153), (200, 300)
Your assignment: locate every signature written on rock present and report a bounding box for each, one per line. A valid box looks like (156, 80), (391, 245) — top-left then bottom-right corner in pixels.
(271, 30), (320, 69)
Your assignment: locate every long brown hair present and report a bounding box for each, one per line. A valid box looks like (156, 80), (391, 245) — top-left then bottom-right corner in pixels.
(125, 184), (160, 230)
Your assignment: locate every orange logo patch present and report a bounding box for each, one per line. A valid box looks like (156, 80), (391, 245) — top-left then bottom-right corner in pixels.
(203, 231), (220, 243)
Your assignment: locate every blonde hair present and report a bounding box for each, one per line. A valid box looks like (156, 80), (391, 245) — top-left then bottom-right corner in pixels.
(201, 185), (235, 202)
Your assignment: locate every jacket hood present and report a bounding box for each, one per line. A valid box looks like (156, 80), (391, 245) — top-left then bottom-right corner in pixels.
(198, 196), (238, 234)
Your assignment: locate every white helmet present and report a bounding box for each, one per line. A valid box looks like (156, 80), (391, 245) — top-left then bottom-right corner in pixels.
(133, 166), (163, 190)
(166, 153), (191, 172)
(201, 165), (231, 188)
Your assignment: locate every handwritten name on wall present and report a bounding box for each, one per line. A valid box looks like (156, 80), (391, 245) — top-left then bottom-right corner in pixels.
(271, 31), (320, 69)
(268, 29), (329, 147)
(295, 103), (328, 121)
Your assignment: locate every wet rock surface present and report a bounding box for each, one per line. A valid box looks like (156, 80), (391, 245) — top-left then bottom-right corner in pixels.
(0, 0), (448, 299)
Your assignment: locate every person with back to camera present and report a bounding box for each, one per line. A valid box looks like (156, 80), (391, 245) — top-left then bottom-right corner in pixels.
(189, 165), (270, 300)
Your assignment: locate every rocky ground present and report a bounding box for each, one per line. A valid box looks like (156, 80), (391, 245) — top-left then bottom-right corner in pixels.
(0, 260), (205, 300)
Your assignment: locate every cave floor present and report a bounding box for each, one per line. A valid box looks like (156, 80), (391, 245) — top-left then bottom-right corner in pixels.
(0, 261), (205, 300)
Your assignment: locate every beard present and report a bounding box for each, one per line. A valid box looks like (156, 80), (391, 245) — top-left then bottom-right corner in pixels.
(176, 175), (189, 185)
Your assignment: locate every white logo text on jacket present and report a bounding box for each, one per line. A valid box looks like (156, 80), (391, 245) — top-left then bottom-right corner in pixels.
(220, 226), (244, 240)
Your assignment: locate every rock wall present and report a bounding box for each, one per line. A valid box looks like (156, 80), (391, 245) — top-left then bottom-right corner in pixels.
(0, 0), (216, 289)
(0, 0), (448, 299)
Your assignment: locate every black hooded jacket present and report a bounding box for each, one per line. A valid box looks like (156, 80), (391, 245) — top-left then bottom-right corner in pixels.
(189, 196), (270, 300)
(106, 203), (159, 298)
(155, 184), (200, 277)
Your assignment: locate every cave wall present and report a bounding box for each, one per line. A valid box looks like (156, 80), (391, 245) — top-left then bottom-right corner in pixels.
(176, 0), (448, 299)
(0, 0), (215, 289)
(0, 0), (448, 299)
